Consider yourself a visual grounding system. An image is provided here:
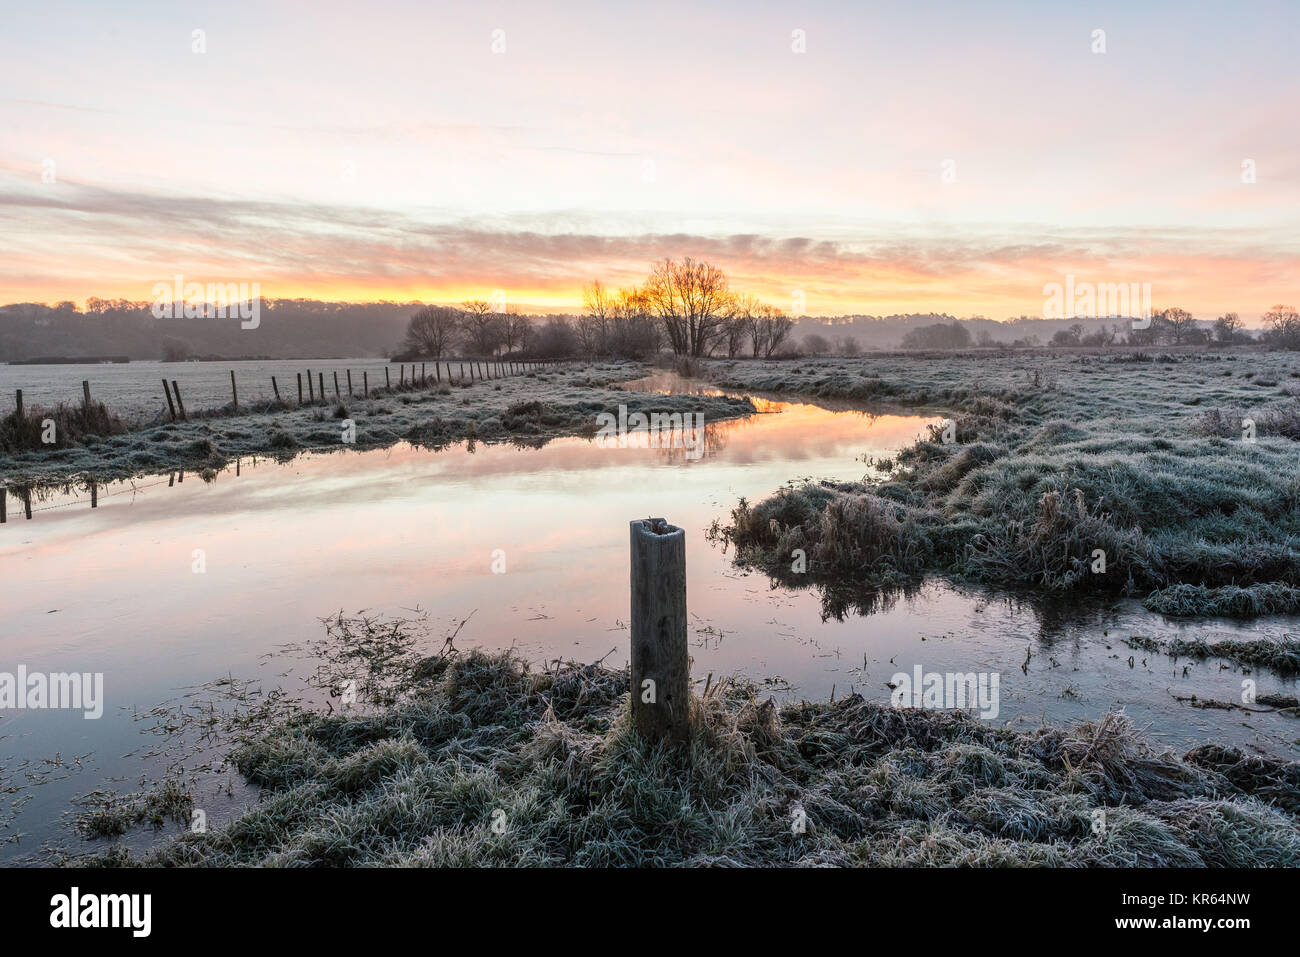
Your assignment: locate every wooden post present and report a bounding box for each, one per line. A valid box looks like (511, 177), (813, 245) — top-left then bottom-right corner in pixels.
(385, 366), (390, 390)
(15, 390), (22, 419)
(162, 380), (177, 421)
(297, 373), (303, 404)
(318, 372), (325, 401)
(460, 363), (465, 381)
(629, 518), (692, 744)
(333, 370), (340, 400)
(82, 380), (92, 407)
(435, 362), (441, 383)
(364, 371), (369, 396)
(272, 376), (281, 402)
(400, 365), (405, 386)
(1, 488), (6, 524)
(230, 370), (238, 410)
(22, 489), (32, 520)
(307, 369), (315, 402)
(171, 381), (187, 420)
(347, 370), (353, 396)
(422, 362), (426, 385)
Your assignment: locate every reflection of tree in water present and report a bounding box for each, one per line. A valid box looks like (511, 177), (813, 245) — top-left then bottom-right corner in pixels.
(648, 419), (732, 465)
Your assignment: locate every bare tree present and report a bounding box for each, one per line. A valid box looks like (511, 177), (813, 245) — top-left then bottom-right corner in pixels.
(500, 308), (531, 354)
(461, 299), (504, 355)
(1263, 304), (1300, 348)
(644, 257), (731, 357)
(1162, 307), (1196, 344)
(403, 305), (462, 359)
(732, 294), (793, 358)
(1213, 312), (1242, 344)
(608, 286), (660, 358)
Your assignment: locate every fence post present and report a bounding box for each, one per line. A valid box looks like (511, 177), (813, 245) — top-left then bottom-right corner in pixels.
(171, 381), (187, 420)
(162, 380), (177, 421)
(318, 372), (325, 401)
(15, 390), (22, 419)
(385, 366), (390, 390)
(364, 371), (368, 396)
(347, 370), (353, 396)
(334, 371), (341, 400)
(629, 517), (692, 744)
(307, 369), (315, 402)
(272, 376), (281, 402)
(82, 380), (92, 407)
(297, 373), (303, 405)
(1, 487), (6, 524)
(230, 370), (238, 410)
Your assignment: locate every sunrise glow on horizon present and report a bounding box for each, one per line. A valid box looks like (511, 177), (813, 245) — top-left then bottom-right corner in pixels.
(2, 0), (1297, 322)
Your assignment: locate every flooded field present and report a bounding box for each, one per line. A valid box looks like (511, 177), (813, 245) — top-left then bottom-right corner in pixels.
(2, 358), (426, 421)
(1, 372), (1298, 860)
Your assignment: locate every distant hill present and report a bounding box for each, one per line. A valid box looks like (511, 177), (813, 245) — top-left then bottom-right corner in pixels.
(0, 300), (417, 362)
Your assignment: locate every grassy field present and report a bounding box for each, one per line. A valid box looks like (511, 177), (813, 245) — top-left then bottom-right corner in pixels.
(705, 350), (1300, 619)
(66, 615), (1300, 867)
(0, 361), (754, 488)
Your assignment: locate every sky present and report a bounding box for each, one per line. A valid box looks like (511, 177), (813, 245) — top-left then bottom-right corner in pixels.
(1, 0), (1297, 321)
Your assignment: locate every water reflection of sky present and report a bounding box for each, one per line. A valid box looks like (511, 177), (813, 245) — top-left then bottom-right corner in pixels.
(3, 377), (1299, 857)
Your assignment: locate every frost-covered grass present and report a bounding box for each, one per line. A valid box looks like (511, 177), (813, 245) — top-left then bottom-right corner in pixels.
(0, 362), (754, 487)
(66, 615), (1300, 868)
(706, 352), (1300, 619)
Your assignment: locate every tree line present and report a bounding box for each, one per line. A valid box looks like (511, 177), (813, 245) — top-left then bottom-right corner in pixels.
(399, 258), (795, 361)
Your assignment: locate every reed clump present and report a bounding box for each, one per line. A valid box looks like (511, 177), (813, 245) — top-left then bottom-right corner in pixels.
(0, 401), (125, 452)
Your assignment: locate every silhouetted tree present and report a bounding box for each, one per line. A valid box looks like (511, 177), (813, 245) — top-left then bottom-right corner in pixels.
(403, 305), (462, 358)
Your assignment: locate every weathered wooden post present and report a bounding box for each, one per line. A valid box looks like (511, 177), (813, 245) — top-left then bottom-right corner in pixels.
(347, 370), (353, 396)
(162, 380), (177, 421)
(15, 390), (22, 419)
(230, 370), (238, 410)
(318, 372), (325, 401)
(297, 373), (303, 404)
(629, 517), (692, 744)
(363, 371), (369, 396)
(272, 376), (281, 402)
(82, 380), (92, 408)
(333, 370), (340, 400)
(171, 381), (187, 420)
(384, 366), (390, 390)
(307, 369), (315, 402)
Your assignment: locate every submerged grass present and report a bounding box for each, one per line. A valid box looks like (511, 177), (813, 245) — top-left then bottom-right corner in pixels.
(68, 616), (1300, 868)
(707, 353), (1300, 619)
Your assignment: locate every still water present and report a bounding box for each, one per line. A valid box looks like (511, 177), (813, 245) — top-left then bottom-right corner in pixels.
(2, 373), (1297, 858)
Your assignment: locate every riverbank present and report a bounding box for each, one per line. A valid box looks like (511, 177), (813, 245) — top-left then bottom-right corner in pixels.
(0, 362), (755, 488)
(61, 615), (1300, 867)
(704, 351), (1300, 618)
